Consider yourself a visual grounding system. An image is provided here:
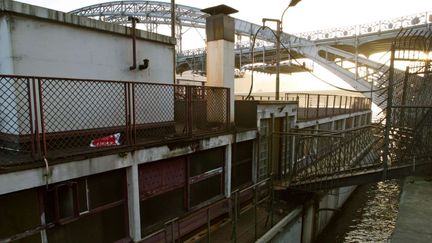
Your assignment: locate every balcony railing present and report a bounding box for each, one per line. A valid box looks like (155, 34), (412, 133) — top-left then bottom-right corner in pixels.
(0, 75), (230, 165)
(235, 93), (371, 121)
(286, 93), (371, 120)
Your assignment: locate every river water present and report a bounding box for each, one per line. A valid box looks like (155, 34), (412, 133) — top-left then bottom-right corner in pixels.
(316, 180), (401, 243)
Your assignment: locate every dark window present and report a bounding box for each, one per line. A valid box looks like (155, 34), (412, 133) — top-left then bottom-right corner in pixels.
(47, 205), (126, 243)
(0, 189), (40, 239)
(140, 188), (186, 232)
(190, 147), (224, 176)
(190, 175), (222, 207)
(232, 141), (253, 189)
(87, 170), (124, 209)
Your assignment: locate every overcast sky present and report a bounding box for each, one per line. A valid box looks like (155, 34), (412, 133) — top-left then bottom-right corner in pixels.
(16, 0), (432, 33)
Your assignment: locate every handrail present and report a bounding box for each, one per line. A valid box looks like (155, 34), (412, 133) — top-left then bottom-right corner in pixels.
(0, 74), (230, 164)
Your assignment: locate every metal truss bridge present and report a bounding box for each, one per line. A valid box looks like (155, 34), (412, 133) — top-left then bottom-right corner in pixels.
(70, 1), (432, 107)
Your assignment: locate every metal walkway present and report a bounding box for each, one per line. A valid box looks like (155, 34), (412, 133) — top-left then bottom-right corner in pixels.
(284, 29), (432, 191)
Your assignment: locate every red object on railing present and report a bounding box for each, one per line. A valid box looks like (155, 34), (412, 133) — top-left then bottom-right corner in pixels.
(0, 74), (230, 164)
(90, 133), (121, 147)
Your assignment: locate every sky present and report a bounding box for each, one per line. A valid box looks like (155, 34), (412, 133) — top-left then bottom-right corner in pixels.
(16, 0), (432, 32)
(14, 0), (432, 95)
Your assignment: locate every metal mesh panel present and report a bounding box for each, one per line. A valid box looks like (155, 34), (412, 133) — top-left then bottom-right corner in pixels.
(191, 86), (229, 134)
(0, 76), (34, 164)
(40, 78), (127, 154)
(0, 75), (231, 165)
(134, 83), (178, 141)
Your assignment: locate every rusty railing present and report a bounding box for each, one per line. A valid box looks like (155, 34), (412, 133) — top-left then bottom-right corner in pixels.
(0, 75), (230, 164)
(285, 93), (371, 120)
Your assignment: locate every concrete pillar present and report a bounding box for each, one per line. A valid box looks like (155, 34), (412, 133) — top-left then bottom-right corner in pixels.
(225, 143), (232, 197)
(202, 5), (238, 123)
(127, 164), (141, 241)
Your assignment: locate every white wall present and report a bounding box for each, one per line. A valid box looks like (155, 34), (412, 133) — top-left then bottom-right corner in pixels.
(0, 12), (176, 134)
(6, 15), (174, 83)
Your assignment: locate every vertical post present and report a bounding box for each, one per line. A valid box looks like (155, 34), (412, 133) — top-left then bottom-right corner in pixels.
(127, 164), (142, 241)
(225, 143), (232, 198)
(400, 66), (410, 127)
(207, 208), (211, 243)
(383, 45), (395, 180)
(254, 186), (258, 240)
(38, 79), (47, 157)
(325, 95), (329, 116)
(171, 0), (176, 83)
(306, 94), (310, 119)
(232, 191), (238, 243)
(316, 94), (320, 119)
(276, 20), (281, 100)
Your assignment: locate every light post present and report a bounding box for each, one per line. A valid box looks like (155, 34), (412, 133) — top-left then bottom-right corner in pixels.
(263, 0), (302, 100)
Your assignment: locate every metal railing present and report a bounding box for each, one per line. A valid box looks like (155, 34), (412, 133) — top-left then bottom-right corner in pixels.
(140, 177), (274, 243)
(0, 75), (230, 164)
(286, 93), (371, 120)
(294, 11), (432, 41)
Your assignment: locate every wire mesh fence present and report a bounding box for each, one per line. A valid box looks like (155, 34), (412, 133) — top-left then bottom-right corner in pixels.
(0, 75), (230, 165)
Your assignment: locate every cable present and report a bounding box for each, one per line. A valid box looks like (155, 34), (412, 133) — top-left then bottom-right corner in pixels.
(246, 26), (266, 100)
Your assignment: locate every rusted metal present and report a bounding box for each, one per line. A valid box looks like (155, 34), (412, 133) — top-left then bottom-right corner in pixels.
(38, 79), (48, 157)
(129, 17), (139, 70)
(0, 75), (230, 164)
(27, 78), (35, 158)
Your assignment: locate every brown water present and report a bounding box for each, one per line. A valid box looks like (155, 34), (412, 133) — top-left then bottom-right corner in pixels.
(316, 180), (401, 243)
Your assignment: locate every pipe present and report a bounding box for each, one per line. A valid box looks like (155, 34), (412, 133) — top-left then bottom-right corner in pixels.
(129, 17), (139, 70)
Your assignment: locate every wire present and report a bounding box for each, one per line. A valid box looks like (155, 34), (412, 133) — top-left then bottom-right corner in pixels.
(246, 26), (266, 100)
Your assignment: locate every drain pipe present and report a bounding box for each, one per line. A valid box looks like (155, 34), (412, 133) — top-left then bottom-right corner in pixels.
(129, 16), (139, 70)
(43, 157), (50, 188)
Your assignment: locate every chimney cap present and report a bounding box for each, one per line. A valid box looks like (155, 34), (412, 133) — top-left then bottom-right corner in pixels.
(201, 5), (238, 16)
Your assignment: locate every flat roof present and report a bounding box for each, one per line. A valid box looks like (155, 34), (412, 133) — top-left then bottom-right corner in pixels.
(0, 0), (176, 45)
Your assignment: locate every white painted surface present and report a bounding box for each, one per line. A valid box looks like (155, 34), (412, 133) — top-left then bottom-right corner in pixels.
(5, 15), (174, 82)
(0, 15), (13, 73)
(206, 40), (235, 122)
(127, 164), (142, 241)
(224, 144), (232, 197)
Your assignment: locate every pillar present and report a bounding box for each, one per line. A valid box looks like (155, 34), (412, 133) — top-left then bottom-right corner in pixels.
(127, 164), (141, 241)
(202, 5), (238, 123)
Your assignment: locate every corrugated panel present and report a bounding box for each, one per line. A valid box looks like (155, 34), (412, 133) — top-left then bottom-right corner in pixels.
(139, 157), (186, 200)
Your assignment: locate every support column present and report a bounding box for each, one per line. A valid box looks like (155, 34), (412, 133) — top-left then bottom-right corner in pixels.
(202, 5), (238, 123)
(127, 164), (141, 241)
(225, 143), (232, 197)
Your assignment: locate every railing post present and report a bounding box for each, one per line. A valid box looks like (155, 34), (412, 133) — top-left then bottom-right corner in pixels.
(187, 86), (193, 136)
(207, 207), (211, 243)
(325, 95), (329, 116)
(226, 88), (231, 129)
(26, 78), (36, 158)
(332, 95), (336, 116)
(316, 94), (320, 119)
(38, 78), (47, 157)
(254, 185), (258, 240)
(401, 66), (410, 127)
(383, 45), (396, 180)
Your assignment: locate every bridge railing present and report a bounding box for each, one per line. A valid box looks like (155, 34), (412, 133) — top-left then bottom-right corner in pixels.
(294, 11), (432, 41)
(0, 75), (230, 165)
(291, 126), (383, 184)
